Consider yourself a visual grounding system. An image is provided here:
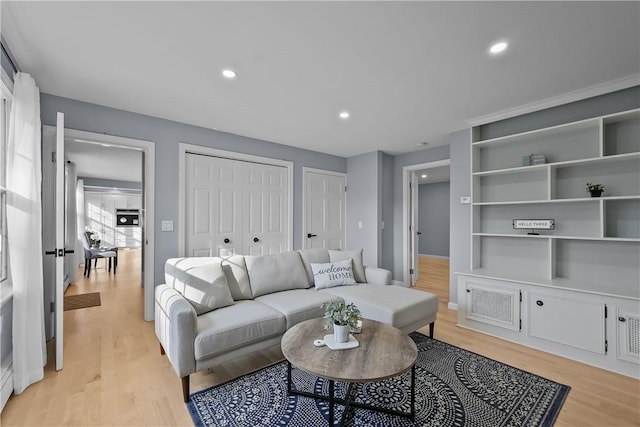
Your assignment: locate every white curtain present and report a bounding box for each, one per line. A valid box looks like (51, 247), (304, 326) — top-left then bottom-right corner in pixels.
(7, 72), (46, 394)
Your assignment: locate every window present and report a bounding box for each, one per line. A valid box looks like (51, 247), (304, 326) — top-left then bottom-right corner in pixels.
(0, 81), (11, 283)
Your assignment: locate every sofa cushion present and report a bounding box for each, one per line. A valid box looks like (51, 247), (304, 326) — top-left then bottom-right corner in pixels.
(255, 289), (344, 329)
(245, 252), (310, 297)
(194, 300), (285, 360)
(320, 284), (438, 332)
(311, 259), (356, 289)
(220, 255), (253, 300)
(298, 248), (330, 285)
(329, 249), (366, 283)
(165, 258), (234, 315)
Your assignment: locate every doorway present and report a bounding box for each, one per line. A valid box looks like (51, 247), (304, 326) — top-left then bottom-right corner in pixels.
(42, 127), (155, 324)
(402, 159), (450, 286)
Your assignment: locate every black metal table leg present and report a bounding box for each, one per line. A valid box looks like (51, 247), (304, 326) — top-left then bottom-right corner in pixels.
(329, 380), (335, 426)
(287, 361), (292, 394)
(410, 364), (416, 419)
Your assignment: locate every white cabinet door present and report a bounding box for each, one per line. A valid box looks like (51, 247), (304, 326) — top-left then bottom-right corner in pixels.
(185, 154), (288, 257)
(528, 292), (606, 354)
(616, 307), (640, 364)
(303, 169), (346, 250)
(461, 277), (521, 331)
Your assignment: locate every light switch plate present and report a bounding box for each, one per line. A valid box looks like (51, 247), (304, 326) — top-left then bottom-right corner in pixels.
(161, 220), (174, 232)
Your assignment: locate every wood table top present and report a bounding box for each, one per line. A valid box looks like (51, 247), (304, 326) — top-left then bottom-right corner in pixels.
(281, 318), (418, 383)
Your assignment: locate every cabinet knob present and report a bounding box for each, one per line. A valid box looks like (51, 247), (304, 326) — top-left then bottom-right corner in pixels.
(224, 238), (230, 244)
(466, 289), (471, 293)
(619, 316), (626, 322)
(536, 300), (544, 306)
(253, 237), (260, 243)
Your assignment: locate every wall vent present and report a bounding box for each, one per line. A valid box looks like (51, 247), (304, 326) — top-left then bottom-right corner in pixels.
(618, 309), (640, 364)
(465, 283), (520, 331)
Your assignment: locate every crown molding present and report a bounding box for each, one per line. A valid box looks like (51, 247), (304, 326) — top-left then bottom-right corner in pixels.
(468, 74), (640, 127)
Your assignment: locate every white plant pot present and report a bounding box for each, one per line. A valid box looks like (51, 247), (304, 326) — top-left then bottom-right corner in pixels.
(333, 324), (350, 343)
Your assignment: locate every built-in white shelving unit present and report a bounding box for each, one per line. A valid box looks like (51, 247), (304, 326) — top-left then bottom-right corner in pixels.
(458, 108), (640, 378)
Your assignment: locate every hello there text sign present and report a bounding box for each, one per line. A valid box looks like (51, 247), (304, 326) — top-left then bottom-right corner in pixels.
(512, 219), (555, 230)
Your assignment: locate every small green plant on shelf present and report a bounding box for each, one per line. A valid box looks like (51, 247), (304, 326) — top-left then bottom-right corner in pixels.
(322, 300), (362, 330)
(586, 182), (605, 197)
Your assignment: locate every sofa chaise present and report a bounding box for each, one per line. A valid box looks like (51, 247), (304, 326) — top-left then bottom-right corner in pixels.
(154, 248), (439, 401)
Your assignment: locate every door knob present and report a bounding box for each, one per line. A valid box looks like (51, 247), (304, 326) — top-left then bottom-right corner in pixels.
(307, 233), (317, 238)
(253, 237), (260, 243)
(224, 238), (230, 244)
(417, 231), (422, 235)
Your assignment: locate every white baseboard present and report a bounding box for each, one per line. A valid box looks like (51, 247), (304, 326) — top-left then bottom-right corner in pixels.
(1, 353), (13, 412)
(391, 280), (406, 287)
(447, 302), (458, 311)
(418, 254), (449, 259)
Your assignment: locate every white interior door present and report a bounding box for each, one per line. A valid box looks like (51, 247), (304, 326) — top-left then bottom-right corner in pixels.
(54, 112), (66, 371)
(409, 172), (419, 285)
(303, 169), (346, 250)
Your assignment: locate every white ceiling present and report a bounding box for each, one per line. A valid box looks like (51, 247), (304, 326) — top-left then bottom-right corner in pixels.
(66, 139), (142, 182)
(416, 166), (449, 185)
(2, 1), (639, 158)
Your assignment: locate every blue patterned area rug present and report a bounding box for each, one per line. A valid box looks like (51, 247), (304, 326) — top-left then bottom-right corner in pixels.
(187, 333), (570, 426)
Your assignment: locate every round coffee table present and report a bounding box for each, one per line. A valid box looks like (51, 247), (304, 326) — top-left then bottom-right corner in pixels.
(281, 318), (418, 425)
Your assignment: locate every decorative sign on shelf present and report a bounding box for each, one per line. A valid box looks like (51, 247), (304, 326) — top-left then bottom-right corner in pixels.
(513, 219), (555, 235)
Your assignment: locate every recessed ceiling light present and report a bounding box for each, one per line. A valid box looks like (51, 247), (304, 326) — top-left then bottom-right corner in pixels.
(417, 142), (429, 147)
(489, 41), (508, 55)
(222, 69), (237, 79)
(339, 111), (350, 120)
(421, 174), (428, 179)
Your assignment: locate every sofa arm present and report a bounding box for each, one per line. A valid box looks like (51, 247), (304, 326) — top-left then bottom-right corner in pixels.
(155, 284), (197, 378)
(364, 266), (392, 285)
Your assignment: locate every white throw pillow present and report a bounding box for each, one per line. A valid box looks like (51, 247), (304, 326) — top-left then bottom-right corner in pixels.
(328, 249), (366, 283)
(165, 259), (235, 315)
(245, 252), (310, 297)
(311, 259), (356, 290)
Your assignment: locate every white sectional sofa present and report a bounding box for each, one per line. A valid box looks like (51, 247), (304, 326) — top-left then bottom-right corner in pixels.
(154, 248), (439, 401)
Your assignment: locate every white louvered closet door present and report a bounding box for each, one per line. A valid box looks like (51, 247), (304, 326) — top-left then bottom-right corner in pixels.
(185, 153), (288, 257)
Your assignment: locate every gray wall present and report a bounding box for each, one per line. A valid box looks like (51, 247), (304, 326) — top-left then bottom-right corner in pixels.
(478, 86), (640, 139)
(449, 129), (472, 304)
(40, 94), (347, 285)
(418, 181), (450, 257)
(391, 145), (450, 282)
(380, 153), (394, 270)
(346, 151), (380, 267)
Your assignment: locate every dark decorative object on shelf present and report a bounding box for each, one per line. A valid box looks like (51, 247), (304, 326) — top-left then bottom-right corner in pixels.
(586, 182), (604, 197)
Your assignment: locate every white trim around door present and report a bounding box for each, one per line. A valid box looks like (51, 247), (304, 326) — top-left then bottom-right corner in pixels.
(178, 143), (294, 257)
(402, 159), (450, 287)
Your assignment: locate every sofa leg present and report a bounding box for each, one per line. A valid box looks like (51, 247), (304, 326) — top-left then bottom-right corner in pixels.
(182, 376), (190, 402)
(429, 322), (435, 338)
(159, 343), (165, 355)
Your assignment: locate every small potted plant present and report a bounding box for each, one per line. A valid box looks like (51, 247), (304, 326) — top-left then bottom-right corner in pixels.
(586, 182), (605, 198)
(322, 300), (362, 343)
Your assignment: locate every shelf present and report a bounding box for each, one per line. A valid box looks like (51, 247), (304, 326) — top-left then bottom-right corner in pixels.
(458, 268), (639, 300)
(473, 196), (640, 206)
(472, 117), (600, 147)
(473, 233), (640, 242)
(474, 152), (639, 176)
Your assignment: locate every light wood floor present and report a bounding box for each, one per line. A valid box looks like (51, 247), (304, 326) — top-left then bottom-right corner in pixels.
(1, 253), (638, 426)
